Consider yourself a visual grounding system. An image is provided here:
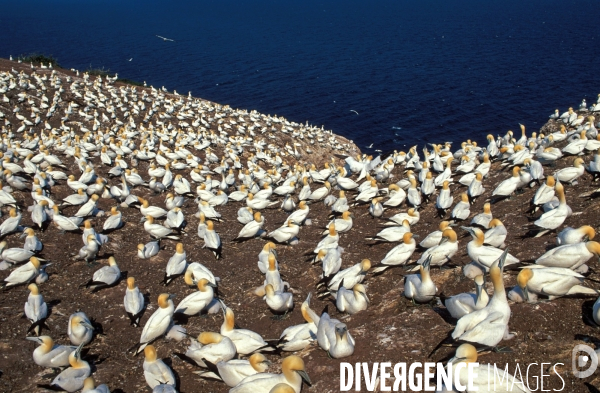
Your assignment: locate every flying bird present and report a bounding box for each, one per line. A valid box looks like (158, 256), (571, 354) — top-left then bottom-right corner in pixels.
(156, 35), (175, 42)
(350, 110), (359, 115)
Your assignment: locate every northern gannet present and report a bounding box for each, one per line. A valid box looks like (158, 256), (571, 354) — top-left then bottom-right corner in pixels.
(452, 250), (512, 347)
(443, 344), (532, 392)
(25, 283), (48, 335)
(196, 353), (271, 387)
(513, 266), (598, 301)
(557, 225), (595, 245)
(373, 232), (416, 273)
(220, 306), (275, 355)
(415, 228), (459, 268)
(444, 275), (489, 319)
(316, 311), (355, 358)
(185, 332), (237, 367)
(82, 256), (121, 291)
(230, 355), (311, 393)
(404, 255), (436, 303)
(419, 221), (450, 249)
(134, 293), (175, 355)
(48, 343), (90, 392)
(336, 283), (369, 314)
(535, 241), (600, 271)
(27, 335), (76, 368)
(124, 277), (145, 326)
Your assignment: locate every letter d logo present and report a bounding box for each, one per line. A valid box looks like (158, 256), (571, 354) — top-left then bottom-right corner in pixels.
(572, 344), (598, 379)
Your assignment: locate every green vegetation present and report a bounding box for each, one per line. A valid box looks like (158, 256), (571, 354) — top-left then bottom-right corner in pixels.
(85, 65), (143, 86)
(18, 53), (60, 67)
(85, 66), (111, 77)
(118, 78), (144, 86)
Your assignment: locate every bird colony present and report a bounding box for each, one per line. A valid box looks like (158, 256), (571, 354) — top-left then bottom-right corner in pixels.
(1, 59), (600, 392)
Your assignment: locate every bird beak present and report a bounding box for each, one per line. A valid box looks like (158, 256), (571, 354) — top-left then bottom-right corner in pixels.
(297, 370), (312, 386)
(423, 255), (432, 270)
(140, 217), (147, 223)
(20, 231), (28, 239)
(498, 247), (509, 270)
(207, 282), (218, 288)
(26, 336), (42, 343)
(521, 285), (529, 302)
(475, 283), (482, 300)
(81, 321), (94, 329)
(168, 294), (176, 300)
(460, 226), (473, 235)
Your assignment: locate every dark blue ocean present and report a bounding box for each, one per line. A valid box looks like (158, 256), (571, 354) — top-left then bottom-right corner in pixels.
(1, 0), (599, 151)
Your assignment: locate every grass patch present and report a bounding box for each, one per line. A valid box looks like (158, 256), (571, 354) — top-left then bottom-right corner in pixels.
(85, 65), (143, 86)
(118, 78), (144, 86)
(18, 53), (60, 67)
(86, 66), (112, 77)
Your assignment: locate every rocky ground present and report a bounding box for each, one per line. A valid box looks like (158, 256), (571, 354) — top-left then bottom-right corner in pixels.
(0, 59), (599, 393)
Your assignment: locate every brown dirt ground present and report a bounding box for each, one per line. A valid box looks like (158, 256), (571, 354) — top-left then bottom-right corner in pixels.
(0, 59), (599, 393)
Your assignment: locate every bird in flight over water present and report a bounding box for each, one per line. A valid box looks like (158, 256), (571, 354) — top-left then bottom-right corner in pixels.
(350, 110), (359, 115)
(156, 35), (175, 42)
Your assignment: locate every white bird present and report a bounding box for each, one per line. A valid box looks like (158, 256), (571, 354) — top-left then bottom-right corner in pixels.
(514, 266), (598, 301)
(530, 175), (555, 212)
(554, 157), (585, 184)
(185, 332), (237, 367)
(164, 243), (187, 285)
(403, 255), (436, 303)
(557, 225), (595, 245)
(336, 283), (369, 314)
(320, 259), (370, 298)
(463, 226), (519, 274)
(483, 219), (507, 248)
(143, 345), (176, 389)
(265, 283), (294, 313)
(203, 220), (222, 259)
(26, 335), (76, 368)
(81, 377), (110, 393)
(220, 306), (275, 355)
(156, 35), (175, 41)
(444, 344), (532, 392)
(68, 312), (94, 346)
(419, 221), (450, 249)
(82, 256), (120, 291)
(49, 343), (90, 392)
(316, 312), (355, 358)
(452, 250), (513, 347)
(24, 283), (48, 335)
(135, 293), (175, 355)
(535, 241), (600, 271)
(2, 256), (42, 288)
(229, 355), (311, 393)
(267, 220), (300, 244)
(444, 275), (489, 319)
(235, 212), (264, 240)
(415, 228), (459, 268)
(450, 193), (470, 221)
(278, 294), (318, 352)
(373, 232), (416, 273)
(137, 240), (160, 259)
(533, 181), (569, 233)
(195, 353), (271, 387)
(175, 278), (217, 315)
(144, 216), (180, 240)
(124, 277), (145, 326)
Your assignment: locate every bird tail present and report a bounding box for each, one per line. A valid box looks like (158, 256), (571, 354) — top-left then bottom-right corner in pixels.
(566, 285), (599, 296)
